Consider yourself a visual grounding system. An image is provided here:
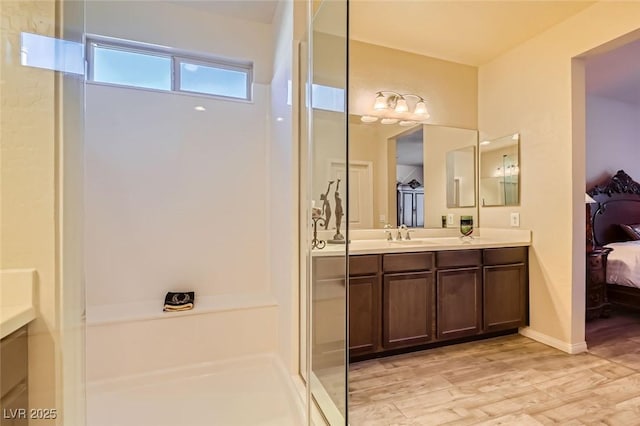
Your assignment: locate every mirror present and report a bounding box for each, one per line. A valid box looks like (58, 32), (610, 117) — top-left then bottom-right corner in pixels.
(479, 133), (520, 206)
(349, 118), (478, 229)
(446, 145), (476, 208)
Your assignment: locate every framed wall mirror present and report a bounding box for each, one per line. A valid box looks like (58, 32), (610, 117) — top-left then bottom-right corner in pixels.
(479, 133), (520, 207)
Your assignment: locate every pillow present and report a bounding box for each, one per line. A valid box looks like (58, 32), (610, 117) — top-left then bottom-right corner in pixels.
(620, 224), (640, 241)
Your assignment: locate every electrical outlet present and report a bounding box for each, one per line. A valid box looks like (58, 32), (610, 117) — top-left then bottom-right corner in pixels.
(510, 212), (520, 227)
(447, 213), (454, 226)
(379, 214), (386, 223)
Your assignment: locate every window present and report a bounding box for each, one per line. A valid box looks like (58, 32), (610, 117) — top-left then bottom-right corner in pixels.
(87, 38), (252, 101)
(93, 45), (171, 90)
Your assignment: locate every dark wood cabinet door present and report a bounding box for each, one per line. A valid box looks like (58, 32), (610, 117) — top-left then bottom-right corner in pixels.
(483, 263), (527, 332)
(349, 275), (380, 356)
(383, 272), (434, 349)
(437, 267), (482, 340)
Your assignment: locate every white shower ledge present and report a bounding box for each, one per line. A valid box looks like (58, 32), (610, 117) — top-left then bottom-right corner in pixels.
(87, 293), (278, 326)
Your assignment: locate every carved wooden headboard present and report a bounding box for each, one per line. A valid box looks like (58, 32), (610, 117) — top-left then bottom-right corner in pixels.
(588, 170), (640, 247)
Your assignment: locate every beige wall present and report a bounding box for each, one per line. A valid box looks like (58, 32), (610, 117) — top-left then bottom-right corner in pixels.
(478, 1), (640, 349)
(350, 40), (478, 129)
(0, 0), (58, 423)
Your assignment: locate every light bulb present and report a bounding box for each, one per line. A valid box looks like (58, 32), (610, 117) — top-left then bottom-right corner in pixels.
(399, 120), (416, 127)
(414, 100), (428, 115)
(360, 115), (378, 123)
(373, 93), (387, 110)
(394, 97), (408, 113)
(380, 118), (398, 125)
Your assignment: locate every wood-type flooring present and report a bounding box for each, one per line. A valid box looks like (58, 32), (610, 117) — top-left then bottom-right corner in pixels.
(348, 309), (640, 425)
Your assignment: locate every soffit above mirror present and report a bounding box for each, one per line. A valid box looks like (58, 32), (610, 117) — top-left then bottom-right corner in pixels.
(349, 1), (594, 66)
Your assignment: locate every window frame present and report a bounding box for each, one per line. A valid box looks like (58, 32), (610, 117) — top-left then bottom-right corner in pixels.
(86, 36), (253, 101)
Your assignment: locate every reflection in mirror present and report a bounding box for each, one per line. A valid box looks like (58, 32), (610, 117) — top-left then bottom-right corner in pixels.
(446, 145), (476, 208)
(396, 127), (424, 227)
(349, 119), (478, 229)
(479, 133), (520, 206)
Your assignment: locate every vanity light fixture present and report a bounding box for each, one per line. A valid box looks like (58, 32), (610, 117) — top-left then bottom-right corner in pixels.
(361, 90), (430, 125)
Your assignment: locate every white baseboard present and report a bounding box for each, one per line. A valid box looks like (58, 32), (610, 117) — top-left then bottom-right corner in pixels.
(519, 327), (587, 354)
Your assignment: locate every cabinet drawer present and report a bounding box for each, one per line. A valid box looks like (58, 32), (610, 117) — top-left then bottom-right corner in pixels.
(383, 252), (434, 273)
(0, 382), (28, 426)
(483, 247), (528, 266)
(349, 255), (379, 276)
(437, 250), (481, 268)
(1, 327), (28, 400)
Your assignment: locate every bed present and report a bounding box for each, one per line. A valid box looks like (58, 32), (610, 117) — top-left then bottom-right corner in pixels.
(588, 170), (640, 310)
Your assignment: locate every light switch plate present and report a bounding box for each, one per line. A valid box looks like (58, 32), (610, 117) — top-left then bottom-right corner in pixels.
(510, 212), (520, 227)
(447, 213), (454, 226)
(379, 214), (386, 223)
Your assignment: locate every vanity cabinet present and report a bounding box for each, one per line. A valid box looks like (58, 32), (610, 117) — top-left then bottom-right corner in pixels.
(348, 255), (380, 357)
(346, 246), (528, 361)
(1, 326), (28, 425)
(381, 252), (435, 349)
(383, 272), (434, 349)
(483, 247), (528, 332)
(436, 250), (482, 340)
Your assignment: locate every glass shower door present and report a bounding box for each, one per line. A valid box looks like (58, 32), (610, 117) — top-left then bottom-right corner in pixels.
(307, 0), (349, 423)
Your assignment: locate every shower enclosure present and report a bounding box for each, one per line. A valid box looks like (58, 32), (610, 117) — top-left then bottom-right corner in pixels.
(2, 0), (350, 424)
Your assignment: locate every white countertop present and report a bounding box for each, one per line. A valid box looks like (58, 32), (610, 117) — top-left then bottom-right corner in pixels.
(1, 269), (37, 339)
(312, 228), (531, 257)
(1, 305), (36, 339)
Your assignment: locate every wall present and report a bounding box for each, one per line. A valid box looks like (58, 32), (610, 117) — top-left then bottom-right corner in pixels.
(478, 1), (640, 351)
(586, 95), (640, 188)
(85, 83), (270, 306)
(0, 1), (58, 423)
(349, 40), (478, 129)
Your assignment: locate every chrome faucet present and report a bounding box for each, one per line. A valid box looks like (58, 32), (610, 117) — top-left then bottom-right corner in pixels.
(384, 223), (394, 241)
(398, 224), (408, 241)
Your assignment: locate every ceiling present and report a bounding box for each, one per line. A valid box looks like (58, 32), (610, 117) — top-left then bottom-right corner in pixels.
(167, 1), (278, 24)
(586, 38), (640, 106)
(350, 1), (595, 66)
